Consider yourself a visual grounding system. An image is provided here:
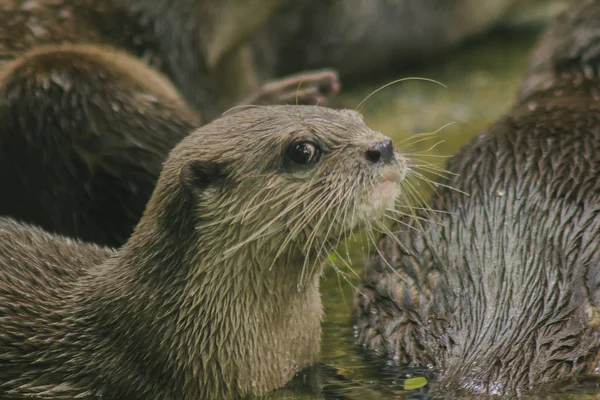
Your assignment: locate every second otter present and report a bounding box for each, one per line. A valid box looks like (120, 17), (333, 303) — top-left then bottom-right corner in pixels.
(0, 105), (406, 399)
(354, 0), (600, 397)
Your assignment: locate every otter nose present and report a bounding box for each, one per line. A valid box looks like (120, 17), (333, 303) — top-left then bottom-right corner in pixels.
(365, 139), (394, 163)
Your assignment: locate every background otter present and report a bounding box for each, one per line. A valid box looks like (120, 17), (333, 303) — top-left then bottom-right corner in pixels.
(353, 0), (600, 397)
(0, 0), (339, 247)
(0, 105), (406, 399)
(253, 0), (570, 81)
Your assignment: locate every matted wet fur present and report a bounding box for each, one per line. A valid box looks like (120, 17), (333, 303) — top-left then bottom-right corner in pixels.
(0, 105), (406, 399)
(354, 1), (600, 397)
(0, 0), (339, 247)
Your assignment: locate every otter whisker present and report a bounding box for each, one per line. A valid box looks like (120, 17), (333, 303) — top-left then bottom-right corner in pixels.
(397, 129), (444, 144)
(363, 224), (410, 285)
(267, 189), (334, 270)
(356, 77), (447, 111)
(405, 139), (448, 156)
(388, 201), (437, 215)
(384, 212), (444, 229)
(301, 188), (343, 254)
(387, 206), (443, 228)
(300, 190), (346, 286)
(371, 221), (411, 259)
(406, 163), (455, 179)
(397, 121), (456, 146)
(402, 178), (432, 208)
(311, 193), (358, 282)
(330, 248), (360, 283)
(278, 186), (338, 261)
(341, 184), (361, 266)
(405, 169), (454, 185)
(409, 170), (468, 196)
(238, 185), (299, 222)
(332, 184), (359, 261)
(406, 152), (452, 159)
(223, 187), (329, 255)
(303, 186), (355, 281)
(406, 161), (456, 178)
(388, 182), (446, 233)
(394, 205), (457, 216)
(221, 104), (264, 116)
(197, 186), (308, 229)
(396, 132), (441, 148)
(314, 180), (358, 264)
(398, 136), (445, 150)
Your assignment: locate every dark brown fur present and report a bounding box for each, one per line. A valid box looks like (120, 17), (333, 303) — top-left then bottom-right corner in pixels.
(0, 105), (405, 399)
(354, 1), (600, 397)
(0, 0), (339, 247)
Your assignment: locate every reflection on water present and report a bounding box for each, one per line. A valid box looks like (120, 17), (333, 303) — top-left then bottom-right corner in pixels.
(273, 25), (600, 400)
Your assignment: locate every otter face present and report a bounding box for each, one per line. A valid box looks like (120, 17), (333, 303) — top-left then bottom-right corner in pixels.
(176, 105), (407, 266)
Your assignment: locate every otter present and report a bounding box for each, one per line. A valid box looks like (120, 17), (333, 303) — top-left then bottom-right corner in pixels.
(255, 0), (537, 80)
(354, 0), (600, 397)
(0, 0), (340, 247)
(0, 105), (406, 399)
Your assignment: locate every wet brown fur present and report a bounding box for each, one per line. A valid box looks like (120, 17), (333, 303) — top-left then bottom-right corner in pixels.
(0, 105), (405, 399)
(354, 1), (600, 397)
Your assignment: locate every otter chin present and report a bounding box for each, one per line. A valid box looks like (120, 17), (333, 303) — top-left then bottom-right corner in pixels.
(354, 1), (600, 397)
(359, 165), (405, 222)
(0, 105), (406, 400)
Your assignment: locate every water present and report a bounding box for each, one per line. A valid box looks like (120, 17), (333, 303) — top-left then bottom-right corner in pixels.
(272, 24), (600, 400)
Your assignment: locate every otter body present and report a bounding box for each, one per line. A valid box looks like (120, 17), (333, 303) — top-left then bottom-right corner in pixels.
(354, 1), (600, 396)
(0, 0), (339, 247)
(259, 0), (518, 79)
(0, 105), (405, 399)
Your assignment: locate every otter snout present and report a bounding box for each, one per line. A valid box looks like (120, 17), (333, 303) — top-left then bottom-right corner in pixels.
(365, 139), (394, 164)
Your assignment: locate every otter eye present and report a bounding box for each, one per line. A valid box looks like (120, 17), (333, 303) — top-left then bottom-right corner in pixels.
(286, 141), (321, 166)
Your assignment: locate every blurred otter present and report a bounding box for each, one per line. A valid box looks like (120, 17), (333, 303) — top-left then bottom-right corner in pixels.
(0, 105), (406, 399)
(255, 0), (559, 80)
(354, 0), (600, 397)
(0, 0), (339, 247)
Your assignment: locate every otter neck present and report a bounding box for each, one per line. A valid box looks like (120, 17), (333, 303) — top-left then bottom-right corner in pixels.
(82, 185), (323, 397)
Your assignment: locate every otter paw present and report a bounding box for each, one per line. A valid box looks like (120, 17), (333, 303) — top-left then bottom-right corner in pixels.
(243, 69), (340, 106)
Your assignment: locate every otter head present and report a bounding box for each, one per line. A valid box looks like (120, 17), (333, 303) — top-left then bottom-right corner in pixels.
(519, 0), (600, 101)
(156, 105), (407, 280)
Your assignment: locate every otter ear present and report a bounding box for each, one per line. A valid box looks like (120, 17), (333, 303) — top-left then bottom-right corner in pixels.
(180, 160), (226, 192)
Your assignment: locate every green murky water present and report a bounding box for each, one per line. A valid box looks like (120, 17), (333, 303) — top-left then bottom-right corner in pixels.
(277, 22), (600, 400)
